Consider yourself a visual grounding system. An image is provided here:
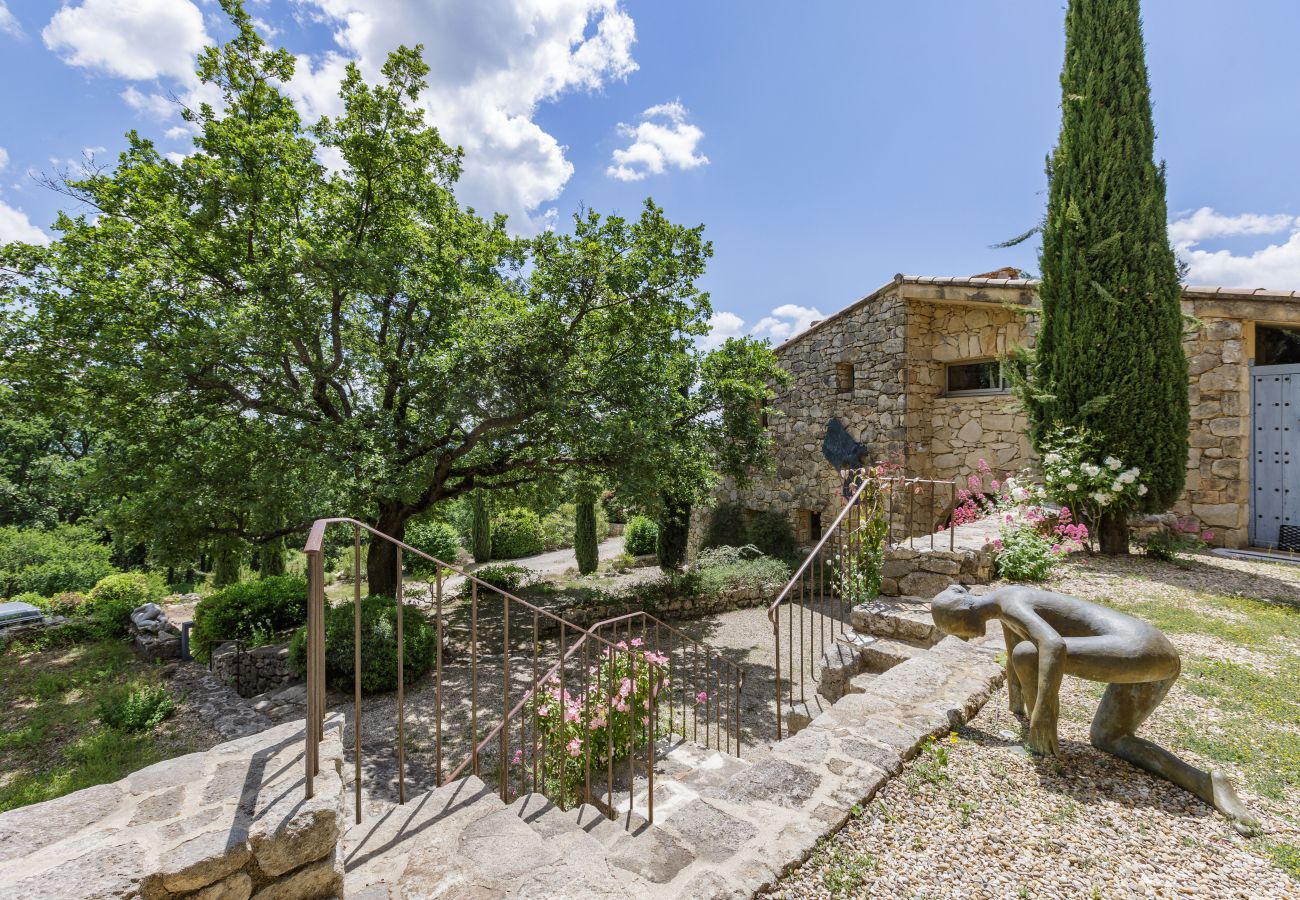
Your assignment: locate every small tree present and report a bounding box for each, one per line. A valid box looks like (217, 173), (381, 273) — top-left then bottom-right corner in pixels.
(573, 482), (599, 575)
(471, 490), (491, 564)
(655, 493), (690, 571)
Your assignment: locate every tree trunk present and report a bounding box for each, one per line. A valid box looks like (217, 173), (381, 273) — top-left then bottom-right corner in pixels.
(366, 501), (408, 597)
(1097, 509), (1130, 556)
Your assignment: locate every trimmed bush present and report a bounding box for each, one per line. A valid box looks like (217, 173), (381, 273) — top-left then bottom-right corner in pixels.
(99, 684), (175, 732)
(0, 524), (117, 598)
(287, 595), (435, 694)
(86, 573), (155, 638)
(191, 575), (307, 662)
(623, 516), (658, 556)
(405, 520), (462, 575)
(491, 508), (545, 559)
(745, 510), (798, 561)
(462, 563), (534, 598)
(541, 502), (610, 551)
(693, 545), (791, 595)
(702, 503), (747, 551)
(48, 592), (89, 617)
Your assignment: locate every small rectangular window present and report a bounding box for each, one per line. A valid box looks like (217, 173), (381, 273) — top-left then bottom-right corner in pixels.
(945, 360), (1008, 395)
(1257, 324), (1300, 366)
(835, 362), (855, 394)
(755, 398), (769, 428)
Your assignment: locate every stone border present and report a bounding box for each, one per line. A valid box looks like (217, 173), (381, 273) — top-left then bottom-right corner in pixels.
(879, 546), (993, 597)
(211, 640), (300, 699)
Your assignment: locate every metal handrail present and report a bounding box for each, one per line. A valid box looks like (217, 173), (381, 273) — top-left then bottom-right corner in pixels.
(766, 472), (958, 739)
(301, 516), (745, 828)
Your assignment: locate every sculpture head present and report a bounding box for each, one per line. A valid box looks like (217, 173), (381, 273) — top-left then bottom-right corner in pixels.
(930, 584), (989, 640)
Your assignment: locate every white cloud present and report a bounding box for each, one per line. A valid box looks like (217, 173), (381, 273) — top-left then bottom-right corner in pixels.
(699, 304), (825, 349)
(700, 311), (745, 350)
(0, 2), (22, 39)
(0, 146), (8, 172)
(0, 201), (49, 245)
(290, 0), (638, 230)
(1169, 207), (1300, 290)
(251, 17), (279, 39)
(43, 0), (210, 81)
(751, 304), (825, 342)
(121, 86), (177, 120)
(606, 100), (708, 182)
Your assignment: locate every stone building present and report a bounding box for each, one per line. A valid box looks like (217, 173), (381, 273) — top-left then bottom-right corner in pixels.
(715, 272), (1300, 550)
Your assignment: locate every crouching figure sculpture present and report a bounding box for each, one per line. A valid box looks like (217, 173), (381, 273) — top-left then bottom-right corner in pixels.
(931, 584), (1259, 833)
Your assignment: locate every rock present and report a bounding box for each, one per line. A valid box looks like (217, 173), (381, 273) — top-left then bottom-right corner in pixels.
(159, 826), (251, 893)
(130, 603), (169, 635)
(250, 857), (340, 900)
(194, 872), (253, 900)
(898, 571), (956, 598)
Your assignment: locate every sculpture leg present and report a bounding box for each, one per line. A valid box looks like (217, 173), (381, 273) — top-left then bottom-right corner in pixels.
(1090, 679), (1259, 833)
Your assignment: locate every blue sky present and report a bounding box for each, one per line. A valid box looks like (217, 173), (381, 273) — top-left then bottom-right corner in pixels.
(2, 0), (1299, 346)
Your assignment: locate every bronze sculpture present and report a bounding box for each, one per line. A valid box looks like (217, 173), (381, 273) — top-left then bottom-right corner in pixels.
(931, 584), (1260, 833)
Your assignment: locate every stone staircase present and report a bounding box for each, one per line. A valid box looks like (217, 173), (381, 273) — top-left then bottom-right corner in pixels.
(341, 736), (757, 897)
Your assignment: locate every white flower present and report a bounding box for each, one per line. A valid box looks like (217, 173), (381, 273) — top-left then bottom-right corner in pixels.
(1081, 463), (1101, 477)
(1044, 452), (1062, 465)
(1112, 480), (1124, 492)
(1105, 456), (1122, 471)
(1137, 484), (1148, 496)
(1011, 487), (1030, 502)
(1118, 469), (1137, 485)
(1066, 483), (1079, 492)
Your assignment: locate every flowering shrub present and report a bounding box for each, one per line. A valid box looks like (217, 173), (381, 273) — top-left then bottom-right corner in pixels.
(1036, 426), (1149, 538)
(524, 640), (667, 806)
(833, 465), (893, 602)
(1137, 519), (1214, 561)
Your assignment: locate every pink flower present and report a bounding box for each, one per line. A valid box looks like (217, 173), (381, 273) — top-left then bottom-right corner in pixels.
(631, 637), (644, 647)
(1202, 530), (1215, 541)
(619, 677), (633, 697)
(990, 479), (1000, 491)
(512, 749), (523, 764)
(978, 459), (992, 474)
(567, 737), (582, 757)
(696, 691), (709, 705)
(616, 640), (628, 650)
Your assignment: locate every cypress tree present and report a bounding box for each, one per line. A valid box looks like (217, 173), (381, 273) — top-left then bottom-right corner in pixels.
(1027, 0), (1188, 555)
(470, 490), (492, 563)
(656, 492), (690, 572)
(574, 482), (599, 576)
(258, 538), (286, 577)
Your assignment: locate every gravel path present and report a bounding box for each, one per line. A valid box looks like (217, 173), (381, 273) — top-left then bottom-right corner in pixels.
(770, 551), (1300, 898)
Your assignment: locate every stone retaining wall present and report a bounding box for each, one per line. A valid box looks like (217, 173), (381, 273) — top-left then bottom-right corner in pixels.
(0, 715), (347, 900)
(543, 585), (774, 632)
(211, 641), (300, 699)
(879, 546), (993, 596)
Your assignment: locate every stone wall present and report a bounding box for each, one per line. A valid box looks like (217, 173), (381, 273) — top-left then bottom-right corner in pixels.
(211, 641), (300, 699)
(712, 285), (909, 537)
(905, 299), (1034, 480)
(548, 584), (776, 632)
(879, 546), (994, 597)
(0, 715), (347, 900)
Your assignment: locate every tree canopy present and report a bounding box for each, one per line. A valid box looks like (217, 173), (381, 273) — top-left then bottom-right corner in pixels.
(0, 1), (784, 592)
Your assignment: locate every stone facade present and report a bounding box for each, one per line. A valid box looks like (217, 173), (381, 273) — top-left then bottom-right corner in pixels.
(718, 274), (1300, 550)
(211, 641), (299, 699)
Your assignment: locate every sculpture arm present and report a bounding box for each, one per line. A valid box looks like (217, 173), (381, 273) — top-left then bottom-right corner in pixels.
(1002, 624), (1026, 716)
(1002, 602), (1065, 755)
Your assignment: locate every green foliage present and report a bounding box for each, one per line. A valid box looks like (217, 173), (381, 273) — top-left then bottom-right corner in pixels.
(574, 501), (598, 575)
(994, 526), (1059, 582)
(470, 492), (492, 564)
(692, 546), (791, 595)
(1020, 0), (1188, 538)
(623, 516), (659, 556)
(287, 595), (435, 694)
(463, 564), (534, 597)
(86, 573), (156, 638)
(0, 524), (117, 598)
(0, 385), (97, 529)
(491, 508), (546, 559)
(1136, 520), (1210, 561)
(191, 575), (307, 662)
(655, 495), (690, 571)
(98, 684), (176, 732)
(807, 840), (876, 898)
(541, 502), (610, 552)
(745, 509), (798, 561)
(404, 520), (462, 575)
(701, 503), (747, 550)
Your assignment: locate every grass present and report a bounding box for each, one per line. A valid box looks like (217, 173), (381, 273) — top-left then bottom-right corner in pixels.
(805, 840), (875, 897)
(0, 638), (191, 813)
(1115, 593), (1300, 648)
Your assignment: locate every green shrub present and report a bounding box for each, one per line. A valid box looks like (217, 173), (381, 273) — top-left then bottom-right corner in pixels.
(287, 595), (435, 694)
(623, 516), (659, 556)
(86, 573), (155, 638)
(463, 563), (534, 597)
(702, 503), (748, 550)
(745, 510), (798, 561)
(693, 545), (791, 595)
(405, 520), (462, 575)
(98, 684), (175, 732)
(491, 508), (545, 559)
(542, 502), (610, 551)
(10, 591), (47, 611)
(191, 575), (307, 662)
(995, 526), (1059, 582)
(656, 498), (690, 571)
(0, 524), (117, 598)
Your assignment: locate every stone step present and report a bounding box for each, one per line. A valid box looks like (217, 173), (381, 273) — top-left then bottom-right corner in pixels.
(816, 633), (930, 704)
(850, 598), (942, 644)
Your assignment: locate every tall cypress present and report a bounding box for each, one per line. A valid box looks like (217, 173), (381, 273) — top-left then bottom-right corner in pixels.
(470, 490), (491, 563)
(574, 481), (599, 576)
(1028, 0), (1188, 555)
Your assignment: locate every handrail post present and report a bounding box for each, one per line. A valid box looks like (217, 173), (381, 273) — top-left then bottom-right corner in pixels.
(396, 546), (405, 806)
(353, 525), (362, 825)
(305, 545), (324, 798)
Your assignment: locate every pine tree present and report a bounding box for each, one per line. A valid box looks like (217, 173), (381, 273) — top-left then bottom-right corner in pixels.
(574, 486), (599, 576)
(1026, 0), (1188, 555)
(471, 490), (491, 563)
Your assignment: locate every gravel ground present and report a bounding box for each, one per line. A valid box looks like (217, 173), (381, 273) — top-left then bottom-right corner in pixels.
(769, 551), (1300, 898)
